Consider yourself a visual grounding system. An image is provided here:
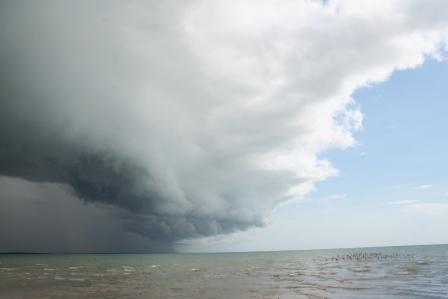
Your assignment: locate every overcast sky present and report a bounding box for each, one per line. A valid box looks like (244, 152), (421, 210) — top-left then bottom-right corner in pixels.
(1, 0), (448, 252)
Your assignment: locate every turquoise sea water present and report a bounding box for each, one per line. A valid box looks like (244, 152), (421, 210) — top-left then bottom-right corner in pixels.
(0, 244), (447, 298)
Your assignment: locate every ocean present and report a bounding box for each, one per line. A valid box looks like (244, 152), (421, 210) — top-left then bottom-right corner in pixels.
(0, 244), (447, 298)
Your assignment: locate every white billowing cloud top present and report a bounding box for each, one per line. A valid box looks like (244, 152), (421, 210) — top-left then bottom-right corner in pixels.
(1, 0), (448, 241)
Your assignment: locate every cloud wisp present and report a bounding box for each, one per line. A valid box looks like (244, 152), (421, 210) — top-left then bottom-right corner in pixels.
(1, 0), (448, 247)
(414, 184), (433, 190)
(386, 199), (421, 206)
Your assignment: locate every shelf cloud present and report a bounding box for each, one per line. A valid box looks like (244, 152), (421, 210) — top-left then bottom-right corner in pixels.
(1, 0), (448, 247)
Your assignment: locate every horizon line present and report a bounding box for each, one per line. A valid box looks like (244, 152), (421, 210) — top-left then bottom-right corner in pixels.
(1, 242), (446, 255)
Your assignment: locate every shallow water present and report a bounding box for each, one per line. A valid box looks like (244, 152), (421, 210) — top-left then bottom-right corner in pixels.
(0, 244), (447, 298)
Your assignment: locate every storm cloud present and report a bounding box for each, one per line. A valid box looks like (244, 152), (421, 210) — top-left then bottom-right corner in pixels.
(1, 0), (448, 248)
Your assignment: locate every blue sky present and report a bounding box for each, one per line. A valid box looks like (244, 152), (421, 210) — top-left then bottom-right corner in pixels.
(323, 58), (448, 202)
(187, 59), (448, 252)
